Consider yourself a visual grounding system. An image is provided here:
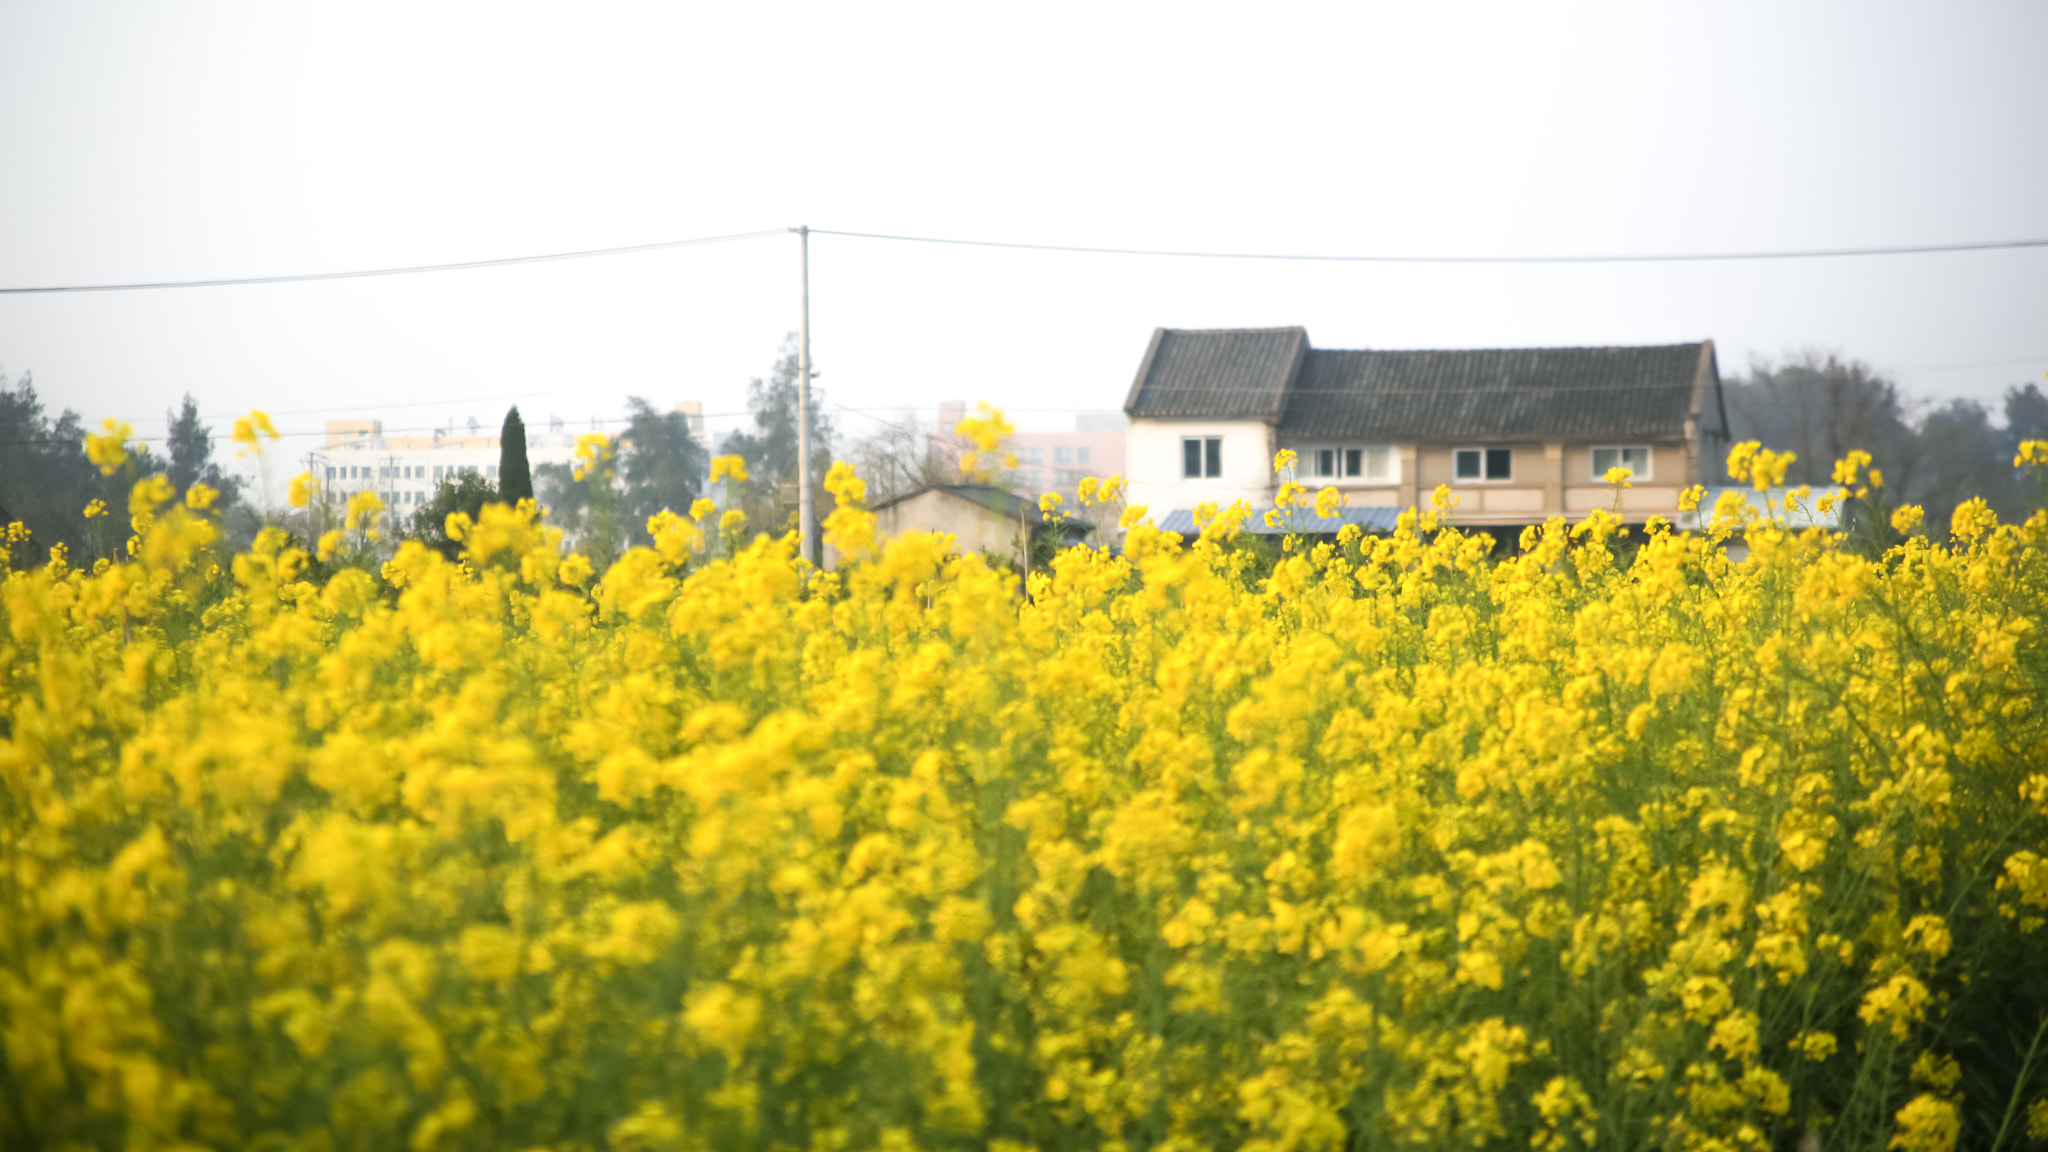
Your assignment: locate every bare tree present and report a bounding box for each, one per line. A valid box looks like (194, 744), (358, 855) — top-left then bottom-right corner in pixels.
(1726, 352), (2046, 536)
(1723, 351), (1920, 488)
(843, 411), (964, 506)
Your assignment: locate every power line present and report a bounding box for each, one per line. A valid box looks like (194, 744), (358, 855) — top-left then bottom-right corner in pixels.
(0, 229), (784, 295)
(810, 228), (2048, 265)
(6, 225), (2048, 296)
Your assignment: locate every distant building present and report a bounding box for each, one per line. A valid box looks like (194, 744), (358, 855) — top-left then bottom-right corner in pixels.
(935, 401), (1128, 503)
(315, 406), (702, 510)
(674, 402), (706, 443)
(867, 483), (1090, 566)
(1120, 328), (1730, 527)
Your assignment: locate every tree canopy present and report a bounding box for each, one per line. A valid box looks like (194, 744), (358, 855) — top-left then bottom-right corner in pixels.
(498, 407), (534, 505)
(718, 335), (835, 540)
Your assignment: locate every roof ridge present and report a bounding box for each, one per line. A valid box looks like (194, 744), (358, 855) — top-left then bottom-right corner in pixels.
(1158, 325), (1309, 336)
(1311, 341), (1706, 355)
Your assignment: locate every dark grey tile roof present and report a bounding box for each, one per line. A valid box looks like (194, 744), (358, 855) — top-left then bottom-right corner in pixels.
(1122, 327), (1308, 421)
(1125, 329), (1720, 441)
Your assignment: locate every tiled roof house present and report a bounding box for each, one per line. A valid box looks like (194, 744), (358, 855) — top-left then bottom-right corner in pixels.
(1123, 327), (1730, 527)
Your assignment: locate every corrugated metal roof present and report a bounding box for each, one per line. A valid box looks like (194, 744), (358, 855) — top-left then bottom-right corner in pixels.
(1675, 487), (1842, 531)
(1122, 327), (1307, 421)
(1155, 506), (1405, 535)
(1126, 329), (1715, 441)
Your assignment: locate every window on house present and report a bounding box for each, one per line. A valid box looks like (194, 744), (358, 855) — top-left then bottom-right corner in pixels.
(1076, 445), (1091, 466)
(488, 465), (499, 478)
(1455, 447), (1513, 481)
(1025, 446), (1043, 464)
(1054, 445), (1073, 465)
(1295, 445), (1397, 481)
(325, 467), (335, 480)
(1591, 446), (1652, 481)
(1182, 437), (1222, 479)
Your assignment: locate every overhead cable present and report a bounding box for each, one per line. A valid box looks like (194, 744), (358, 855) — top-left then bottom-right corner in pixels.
(809, 229), (2048, 265)
(0, 229), (785, 295)
(6, 226), (2048, 295)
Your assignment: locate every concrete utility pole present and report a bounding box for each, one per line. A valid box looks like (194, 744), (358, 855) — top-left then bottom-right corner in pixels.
(794, 225), (814, 565)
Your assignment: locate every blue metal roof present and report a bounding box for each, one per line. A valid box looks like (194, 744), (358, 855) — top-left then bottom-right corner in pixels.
(1154, 505), (1405, 536)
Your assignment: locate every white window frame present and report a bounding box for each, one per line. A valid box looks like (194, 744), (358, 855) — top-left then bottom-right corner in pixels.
(1454, 446), (1514, 483)
(1590, 445), (1652, 482)
(1181, 436), (1223, 479)
(1291, 443), (1400, 483)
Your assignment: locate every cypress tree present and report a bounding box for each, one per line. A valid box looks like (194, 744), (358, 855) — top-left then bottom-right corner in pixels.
(498, 406), (534, 504)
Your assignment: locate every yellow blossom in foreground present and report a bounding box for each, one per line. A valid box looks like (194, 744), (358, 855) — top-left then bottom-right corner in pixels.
(84, 418), (132, 474)
(709, 454), (748, 484)
(1, 451), (2045, 1152)
(231, 408), (281, 456)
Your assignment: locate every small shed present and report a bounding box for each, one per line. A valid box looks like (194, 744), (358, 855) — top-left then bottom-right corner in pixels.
(868, 484), (1089, 565)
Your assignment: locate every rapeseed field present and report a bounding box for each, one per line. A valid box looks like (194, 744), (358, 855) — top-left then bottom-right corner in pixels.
(4, 426), (2048, 1152)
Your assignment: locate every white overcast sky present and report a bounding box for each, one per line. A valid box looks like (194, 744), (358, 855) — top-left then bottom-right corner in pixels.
(3, 1), (2045, 487)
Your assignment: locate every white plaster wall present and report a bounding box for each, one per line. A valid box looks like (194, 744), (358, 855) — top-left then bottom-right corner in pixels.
(874, 490), (1024, 560)
(1124, 419), (1276, 514)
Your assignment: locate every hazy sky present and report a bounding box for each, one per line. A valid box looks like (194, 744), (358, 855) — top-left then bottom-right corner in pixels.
(3, 2), (2045, 491)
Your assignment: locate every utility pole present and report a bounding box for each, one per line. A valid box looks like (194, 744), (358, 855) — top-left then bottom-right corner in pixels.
(794, 224), (814, 565)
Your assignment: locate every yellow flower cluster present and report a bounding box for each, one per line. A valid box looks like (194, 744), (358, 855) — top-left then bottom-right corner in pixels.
(2, 442), (2048, 1152)
(955, 403), (1018, 481)
(574, 434), (615, 483)
(231, 409), (281, 456)
(709, 454), (749, 485)
(84, 418), (134, 476)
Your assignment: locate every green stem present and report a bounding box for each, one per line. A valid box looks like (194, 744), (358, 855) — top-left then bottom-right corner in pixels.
(1989, 1014), (2048, 1152)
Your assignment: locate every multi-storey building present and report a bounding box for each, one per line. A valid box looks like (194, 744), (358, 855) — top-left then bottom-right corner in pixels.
(935, 401), (1127, 502)
(314, 403), (707, 512)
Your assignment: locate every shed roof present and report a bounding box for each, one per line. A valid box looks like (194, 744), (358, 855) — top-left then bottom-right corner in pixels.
(1125, 329), (1722, 442)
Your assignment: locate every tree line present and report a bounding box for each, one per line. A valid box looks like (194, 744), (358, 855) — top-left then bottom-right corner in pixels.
(1723, 352), (2048, 533)
(0, 370), (248, 566)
